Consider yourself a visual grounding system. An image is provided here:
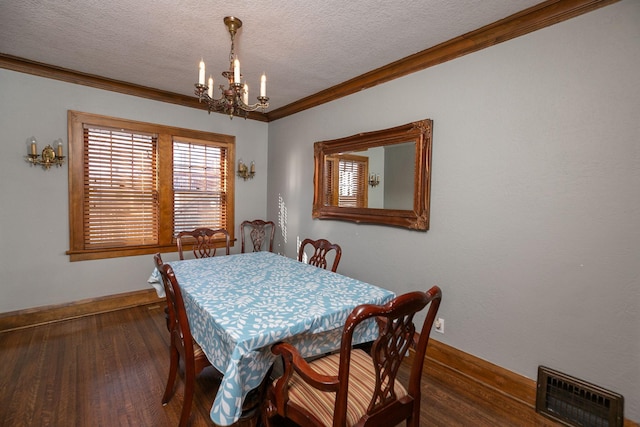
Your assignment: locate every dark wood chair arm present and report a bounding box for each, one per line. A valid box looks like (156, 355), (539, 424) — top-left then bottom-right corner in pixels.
(271, 342), (340, 392)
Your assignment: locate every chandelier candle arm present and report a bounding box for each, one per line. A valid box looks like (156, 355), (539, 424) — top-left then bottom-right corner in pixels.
(194, 16), (269, 119)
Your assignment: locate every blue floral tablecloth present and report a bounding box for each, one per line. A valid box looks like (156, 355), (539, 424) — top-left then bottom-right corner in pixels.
(149, 251), (395, 426)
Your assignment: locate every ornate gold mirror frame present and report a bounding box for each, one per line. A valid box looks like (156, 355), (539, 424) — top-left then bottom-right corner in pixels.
(313, 118), (433, 231)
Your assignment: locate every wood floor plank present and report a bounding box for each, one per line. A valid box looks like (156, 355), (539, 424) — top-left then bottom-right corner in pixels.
(0, 304), (570, 427)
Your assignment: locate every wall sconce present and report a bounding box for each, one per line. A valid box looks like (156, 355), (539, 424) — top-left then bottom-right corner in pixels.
(237, 158), (255, 180)
(25, 137), (66, 170)
(368, 173), (380, 187)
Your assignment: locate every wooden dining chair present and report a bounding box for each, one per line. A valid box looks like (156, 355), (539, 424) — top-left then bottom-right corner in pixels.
(240, 219), (275, 253)
(154, 253), (173, 332)
(262, 285), (442, 427)
(176, 227), (230, 260)
(298, 238), (342, 272)
(154, 253), (216, 427)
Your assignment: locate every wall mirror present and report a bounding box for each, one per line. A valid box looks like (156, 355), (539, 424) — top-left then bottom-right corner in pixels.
(313, 118), (433, 231)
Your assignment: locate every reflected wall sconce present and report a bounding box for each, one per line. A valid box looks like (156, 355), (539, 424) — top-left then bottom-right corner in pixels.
(25, 137), (66, 170)
(368, 173), (380, 187)
(237, 158), (255, 180)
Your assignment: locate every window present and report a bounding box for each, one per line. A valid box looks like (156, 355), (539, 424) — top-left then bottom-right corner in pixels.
(173, 141), (229, 235)
(82, 126), (158, 249)
(324, 154), (368, 208)
(67, 111), (235, 261)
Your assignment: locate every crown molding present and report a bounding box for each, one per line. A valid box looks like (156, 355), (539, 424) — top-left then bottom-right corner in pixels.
(266, 0), (618, 121)
(0, 0), (618, 123)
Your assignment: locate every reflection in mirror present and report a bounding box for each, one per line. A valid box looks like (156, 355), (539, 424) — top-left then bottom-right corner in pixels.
(324, 142), (416, 210)
(313, 119), (433, 231)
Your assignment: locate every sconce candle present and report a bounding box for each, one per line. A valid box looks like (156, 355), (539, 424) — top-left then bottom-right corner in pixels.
(56, 139), (64, 157)
(29, 137), (38, 156)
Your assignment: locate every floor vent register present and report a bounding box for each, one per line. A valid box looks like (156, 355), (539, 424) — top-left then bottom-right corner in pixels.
(536, 366), (624, 427)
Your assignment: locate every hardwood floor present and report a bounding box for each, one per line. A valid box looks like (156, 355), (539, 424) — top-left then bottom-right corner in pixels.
(0, 303), (565, 427)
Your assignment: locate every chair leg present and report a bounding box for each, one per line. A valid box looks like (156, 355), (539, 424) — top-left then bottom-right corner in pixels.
(407, 412), (419, 427)
(162, 342), (179, 405)
(179, 362), (196, 427)
(261, 388), (277, 427)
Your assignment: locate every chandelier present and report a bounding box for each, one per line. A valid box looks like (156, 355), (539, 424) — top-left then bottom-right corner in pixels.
(194, 16), (269, 119)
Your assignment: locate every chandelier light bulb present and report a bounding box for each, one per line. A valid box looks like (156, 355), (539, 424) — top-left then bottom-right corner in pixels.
(198, 59), (205, 85)
(233, 59), (240, 84)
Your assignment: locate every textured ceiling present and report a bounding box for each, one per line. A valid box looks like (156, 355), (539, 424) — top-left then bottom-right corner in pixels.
(0, 0), (544, 111)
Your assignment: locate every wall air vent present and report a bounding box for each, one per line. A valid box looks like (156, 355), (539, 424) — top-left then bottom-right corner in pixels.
(536, 366), (624, 427)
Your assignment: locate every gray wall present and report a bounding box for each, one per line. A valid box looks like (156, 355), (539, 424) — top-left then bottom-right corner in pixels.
(384, 143), (415, 209)
(0, 71), (269, 311)
(266, 1), (639, 420)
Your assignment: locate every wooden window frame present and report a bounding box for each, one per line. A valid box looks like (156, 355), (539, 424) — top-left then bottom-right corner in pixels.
(67, 111), (235, 261)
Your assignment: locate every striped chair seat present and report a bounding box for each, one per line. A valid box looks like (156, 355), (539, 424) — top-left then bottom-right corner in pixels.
(286, 349), (407, 427)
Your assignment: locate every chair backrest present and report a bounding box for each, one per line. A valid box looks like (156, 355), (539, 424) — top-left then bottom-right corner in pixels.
(156, 257), (199, 369)
(333, 286), (442, 426)
(297, 238), (342, 272)
(176, 227), (230, 260)
(240, 219), (275, 253)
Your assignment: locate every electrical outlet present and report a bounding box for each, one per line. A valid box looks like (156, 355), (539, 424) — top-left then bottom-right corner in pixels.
(434, 317), (444, 334)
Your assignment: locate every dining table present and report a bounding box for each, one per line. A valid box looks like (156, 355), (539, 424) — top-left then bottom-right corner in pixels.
(148, 251), (395, 426)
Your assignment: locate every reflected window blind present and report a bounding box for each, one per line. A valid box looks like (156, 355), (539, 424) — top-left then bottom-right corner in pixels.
(83, 126), (158, 248)
(173, 141), (228, 235)
(338, 158), (366, 208)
